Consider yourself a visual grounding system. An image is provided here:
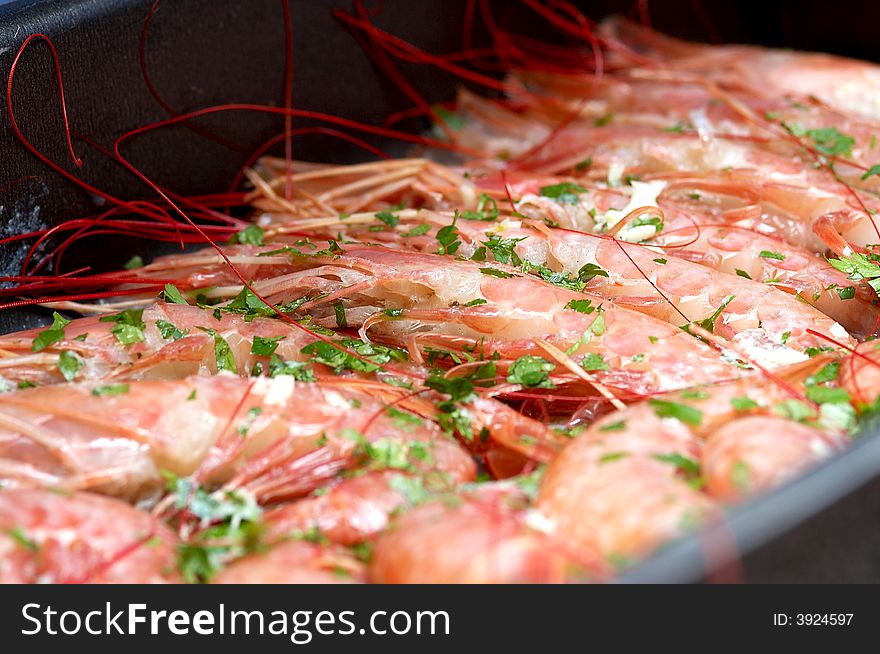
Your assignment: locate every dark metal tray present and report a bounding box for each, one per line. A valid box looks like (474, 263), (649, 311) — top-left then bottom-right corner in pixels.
(1, 0), (878, 582)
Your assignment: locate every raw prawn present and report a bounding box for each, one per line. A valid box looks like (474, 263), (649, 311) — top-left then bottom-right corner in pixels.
(0, 374), (480, 503)
(537, 356), (851, 561)
(0, 301), (316, 387)
(369, 483), (607, 583)
(119, 242), (740, 398)
(289, 209), (854, 363)
(0, 488), (179, 583)
(212, 540), (366, 584)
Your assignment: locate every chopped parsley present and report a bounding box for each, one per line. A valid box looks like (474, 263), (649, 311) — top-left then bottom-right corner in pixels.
(57, 350), (83, 382)
(580, 352), (610, 371)
(458, 193), (499, 221)
(31, 312), (70, 352)
(731, 461), (751, 492)
(155, 319), (189, 340)
(507, 355), (555, 388)
(482, 234), (524, 266)
(806, 361), (839, 386)
(479, 267), (514, 278)
(436, 217), (461, 255)
(8, 527), (38, 551)
(99, 309), (146, 346)
(649, 399), (703, 426)
(229, 223), (265, 246)
(301, 339), (406, 374)
(123, 255), (144, 270)
(251, 335), (283, 357)
(828, 252), (880, 293)
(598, 420), (626, 432)
(267, 354), (315, 381)
(565, 299), (595, 313)
(539, 181), (587, 205)
(403, 223), (430, 237)
(575, 156), (593, 171)
(861, 164), (880, 181)
(696, 294), (734, 333)
(161, 283), (188, 305)
(92, 383), (129, 397)
(375, 210), (400, 228)
(333, 301), (348, 328)
(759, 250), (786, 261)
(578, 263), (609, 282)
(731, 396), (759, 411)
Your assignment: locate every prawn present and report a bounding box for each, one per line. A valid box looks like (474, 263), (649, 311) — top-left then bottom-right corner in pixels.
(286, 209), (854, 363)
(212, 540), (366, 584)
(369, 482), (608, 583)
(537, 354), (852, 563)
(0, 488), (179, 583)
(117, 242), (740, 398)
(0, 301), (316, 387)
(0, 374), (481, 503)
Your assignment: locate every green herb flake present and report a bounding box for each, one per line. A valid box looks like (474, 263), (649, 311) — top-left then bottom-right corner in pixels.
(31, 312), (71, 352)
(828, 252), (880, 293)
(859, 163), (880, 182)
(507, 355), (556, 388)
(155, 319), (188, 341)
(773, 399), (814, 422)
(251, 335), (283, 357)
(759, 250), (786, 261)
(565, 299), (595, 314)
(652, 452), (701, 477)
(92, 383), (129, 397)
(403, 223), (430, 238)
(806, 361), (840, 386)
(805, 385), (851, 405)
(123, 255), (144, 270)
(236, 407), (263, 436)
(804, 127), (855, 157)
(99, 309), (146, 346)
(482, 233), (525, 266)
(731, 396), (759, 411)
(212, 333), (237, 373)
(539, 181), (587, 205)
(731, 461), (751, 492)
(57, 350), (84, 382)
(333, 301), (348, 328)
(649, 399), (703, 426)
(598, 420), (626, 432)
(696, 294), (734, 333)
(580, 352), (609, 371)
(436, 217), (461, 255)
(375, 210), (400, 228)
(268, 354), (316, 381)
(578, 263), (609, 282)
(8, 527), (38, 552)
(229, 224), (265, 246)
(479, 267), (514, 278)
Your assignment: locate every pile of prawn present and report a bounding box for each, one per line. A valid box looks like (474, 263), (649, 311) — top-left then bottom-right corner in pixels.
(5, 16), (880, 584)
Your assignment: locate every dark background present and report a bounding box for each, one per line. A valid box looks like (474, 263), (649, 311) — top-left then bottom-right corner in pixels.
(0, 0), (878, 582)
